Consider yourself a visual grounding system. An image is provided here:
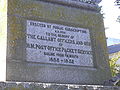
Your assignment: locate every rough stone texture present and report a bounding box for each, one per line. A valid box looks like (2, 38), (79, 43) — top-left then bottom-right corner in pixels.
(0, 82), (120, 90)
(26, 20), (93, 66)
(39, 0), (100, 11)
(0, 0), (111, 85)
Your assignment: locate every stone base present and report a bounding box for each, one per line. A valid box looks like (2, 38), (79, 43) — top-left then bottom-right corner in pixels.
(0, 82), (119, 90)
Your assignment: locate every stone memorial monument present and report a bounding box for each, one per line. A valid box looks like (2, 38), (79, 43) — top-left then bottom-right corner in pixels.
(0, 0), (111, 85)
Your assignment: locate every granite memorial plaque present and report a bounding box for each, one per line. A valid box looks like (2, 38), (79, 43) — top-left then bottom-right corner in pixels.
(26, 20), (93, 66)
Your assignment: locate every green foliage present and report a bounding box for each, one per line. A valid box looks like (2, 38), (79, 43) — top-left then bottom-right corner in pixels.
(109, 56), (120, 86)
(109, 56), (120, 76)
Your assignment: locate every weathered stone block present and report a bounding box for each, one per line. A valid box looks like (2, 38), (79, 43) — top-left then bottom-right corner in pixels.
(0, 0), (111, 85)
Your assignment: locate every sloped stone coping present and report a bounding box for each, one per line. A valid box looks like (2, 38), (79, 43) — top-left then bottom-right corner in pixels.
(40, 0), (100, 11)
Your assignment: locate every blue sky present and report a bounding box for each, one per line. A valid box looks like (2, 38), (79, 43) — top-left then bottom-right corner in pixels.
(107, 38), (120, 46)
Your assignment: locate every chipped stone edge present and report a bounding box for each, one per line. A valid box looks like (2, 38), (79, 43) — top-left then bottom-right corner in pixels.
(0, 82), (120, 90)
(39, 0), (100, 11)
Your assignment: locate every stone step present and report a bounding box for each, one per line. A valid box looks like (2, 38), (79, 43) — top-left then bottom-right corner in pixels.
(0, 82), (119, 90)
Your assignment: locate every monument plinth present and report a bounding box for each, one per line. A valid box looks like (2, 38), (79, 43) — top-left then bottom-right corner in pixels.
(0, 0), (111, 84)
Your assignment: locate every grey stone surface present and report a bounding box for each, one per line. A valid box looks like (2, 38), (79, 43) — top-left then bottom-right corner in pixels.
(26, 20), (93, 67)
(44, 0), (102, 5)
(40, 0), (100, 11)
